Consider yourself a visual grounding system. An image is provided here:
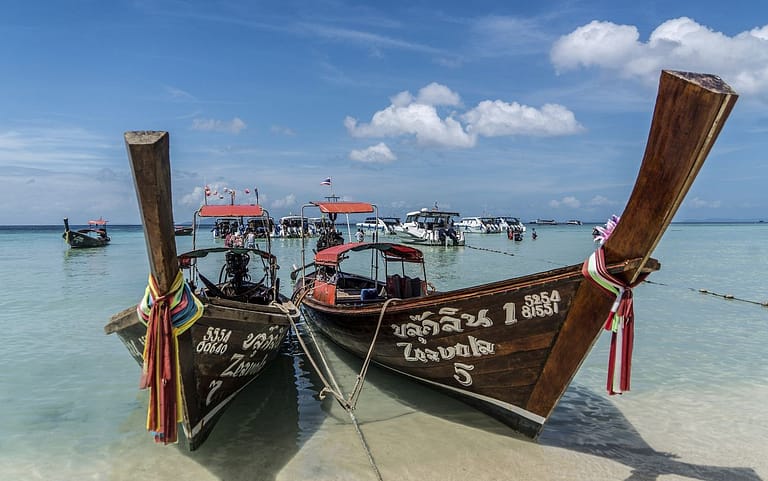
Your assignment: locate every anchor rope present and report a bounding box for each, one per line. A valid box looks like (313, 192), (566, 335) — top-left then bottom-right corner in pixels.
(643, 280), (768, 308)
(285, 280), (395, 481)
(464, 244), (515, 257)
(465, 245), (765, 310)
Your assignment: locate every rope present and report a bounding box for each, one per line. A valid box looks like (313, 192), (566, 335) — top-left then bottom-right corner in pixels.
(287, 281), (395, 481)
(464, 244), (515, 257)
(136, 271), (204, 444)
(348, 297), (398, 408)
(644, 280), (768, 308)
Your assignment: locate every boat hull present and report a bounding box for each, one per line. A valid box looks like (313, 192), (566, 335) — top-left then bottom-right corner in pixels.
(106, 290), (297, 450)
(63, 230), (109, 248)
(297, 259), (654, 436)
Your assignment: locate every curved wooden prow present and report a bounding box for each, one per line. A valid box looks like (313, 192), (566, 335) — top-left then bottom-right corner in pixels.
(124, 131), (179, 293)
(63, 217), (70, 232)
(526, 71), (737, 422)
(604, 71), (738, 283)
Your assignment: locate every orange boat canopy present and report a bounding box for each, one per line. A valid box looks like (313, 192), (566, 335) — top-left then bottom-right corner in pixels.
(198, 204), (264, 218)
(88, 219), (108, 225)
(315, 242), (424, 266)
(310, 201), (374, 214)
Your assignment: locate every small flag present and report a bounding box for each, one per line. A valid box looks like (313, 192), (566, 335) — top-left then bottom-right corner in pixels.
(321, 177), (332, 186)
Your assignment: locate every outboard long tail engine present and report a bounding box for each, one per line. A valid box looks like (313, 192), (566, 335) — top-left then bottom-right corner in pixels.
(225, 251), (250, 290)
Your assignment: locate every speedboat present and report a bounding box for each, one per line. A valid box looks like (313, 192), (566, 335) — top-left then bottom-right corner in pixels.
(397, 208), (465, 246)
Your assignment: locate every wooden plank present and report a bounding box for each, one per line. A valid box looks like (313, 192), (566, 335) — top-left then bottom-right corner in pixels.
(124, 131), (178, 292)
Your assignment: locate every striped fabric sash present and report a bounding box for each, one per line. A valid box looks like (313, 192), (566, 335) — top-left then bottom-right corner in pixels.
(582, 247), (643, 395)
(136, 271), (204, 444)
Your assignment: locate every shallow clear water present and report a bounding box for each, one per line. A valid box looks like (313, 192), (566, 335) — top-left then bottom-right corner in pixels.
(0, 223), (765, 481)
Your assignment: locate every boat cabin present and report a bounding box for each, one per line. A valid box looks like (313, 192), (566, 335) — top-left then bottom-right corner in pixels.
(309, 242), (428, 306)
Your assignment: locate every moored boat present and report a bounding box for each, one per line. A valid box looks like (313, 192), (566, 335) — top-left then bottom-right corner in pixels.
(62, 217), (110, 248)
(397, 208), (465, 246)
(104, 131), (299, 450)
(174, 225), (193, 236)
(290, 71), (737, 439)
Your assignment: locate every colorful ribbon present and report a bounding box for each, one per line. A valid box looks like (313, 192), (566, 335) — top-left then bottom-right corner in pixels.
(136, 271), (204, 444)
(582, 247), (644, 395)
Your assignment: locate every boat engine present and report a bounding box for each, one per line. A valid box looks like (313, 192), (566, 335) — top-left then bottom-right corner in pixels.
(224, 250), (251, 290)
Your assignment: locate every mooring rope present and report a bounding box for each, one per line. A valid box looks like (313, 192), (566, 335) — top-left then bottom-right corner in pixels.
(465, 242), (766, 310)
(284, 283), (396, 481)
(644, 280), (768, 308)
(464, 244), (515, 257)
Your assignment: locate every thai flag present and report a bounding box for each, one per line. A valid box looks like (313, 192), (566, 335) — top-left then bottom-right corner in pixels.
(321, 177), (332, 186)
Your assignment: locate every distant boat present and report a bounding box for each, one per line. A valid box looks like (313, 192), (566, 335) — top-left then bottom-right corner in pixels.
(529, 219), (558, 225)
(62, 217), (110, 248)
(356, 216), (402, 235)
(498, 216), (526, 234)
(397, 208), (465, 246)
(566, 220), (582, 226)
(455, 216), (500, 234)
(290, 70), (737, 440)
(174, 225), (193, 236)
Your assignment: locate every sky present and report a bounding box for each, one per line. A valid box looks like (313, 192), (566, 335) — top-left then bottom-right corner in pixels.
(2, 0), (767, 225)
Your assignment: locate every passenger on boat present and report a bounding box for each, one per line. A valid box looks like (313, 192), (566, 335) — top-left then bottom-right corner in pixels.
(355, 229), (364, 243)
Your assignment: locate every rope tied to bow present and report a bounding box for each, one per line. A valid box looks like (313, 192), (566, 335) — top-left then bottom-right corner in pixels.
(582, 247), (647, 395)
(137, 270), (204, 444)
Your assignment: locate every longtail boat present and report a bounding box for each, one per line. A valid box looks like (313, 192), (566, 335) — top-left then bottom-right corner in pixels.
(291, 71), (737, 438)
(62, 217), (110, 248)
(105, 131), (299, 450)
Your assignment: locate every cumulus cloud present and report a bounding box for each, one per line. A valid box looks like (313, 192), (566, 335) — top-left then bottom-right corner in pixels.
(551, 18), (768, 94)
(270, 125), (296, 136)
(349, 142), (397, 163)
(192, 117), (247, 134)
(688, 197), (721, 208)
(464, 101), (584, 137)
(549, 196), (581, 208)
(271, 193), (297, 209)
(345, 82), (582, 148)
(587, 195), (617, 207)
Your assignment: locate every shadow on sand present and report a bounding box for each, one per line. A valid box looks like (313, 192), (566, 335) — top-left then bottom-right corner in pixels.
(305, 327), (761, 481)
(540, 384), (761, 481)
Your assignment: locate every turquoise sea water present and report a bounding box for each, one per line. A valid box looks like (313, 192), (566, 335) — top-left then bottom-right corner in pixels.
(0, 223), (765, 481)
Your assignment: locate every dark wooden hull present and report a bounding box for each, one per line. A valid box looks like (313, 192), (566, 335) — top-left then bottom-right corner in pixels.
(63, 230), (109, 248)
(105, 295), (298, 450)
(294, 70), (738, 438)
(175, 226), (193, 236)
(297, 259), (656, 437)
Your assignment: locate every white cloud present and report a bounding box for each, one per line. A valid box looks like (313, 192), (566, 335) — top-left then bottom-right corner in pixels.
(688, 197), (721, 208)
(551, 18), (768, 95)
(345, 82), (581, 148)
(349, 142), (397, 163)
(192, 117), (247, 134)
(549, 196), (581, 208)
(587, 195), (617, 206)
(464, 101), (584, 136)
(271, 193), (297, 209)
(344, 103), (476, 148)
(270, 125), (296, 136)
(416, 82), (461, 106)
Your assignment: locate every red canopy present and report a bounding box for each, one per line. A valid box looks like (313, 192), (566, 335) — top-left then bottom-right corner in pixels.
(315, 242), (423, 266)
(311, 201), (374, 214)
(88, 219), (108, 225)
(198, 204), (264, 218)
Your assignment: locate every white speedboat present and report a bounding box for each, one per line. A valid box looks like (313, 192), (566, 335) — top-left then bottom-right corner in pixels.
(278, 215), (307, 237)
(455, 216), (500, 233)
(397, 208), (465, 246)
(498, 216), (526, 233)
(356, 216), (403, 235)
